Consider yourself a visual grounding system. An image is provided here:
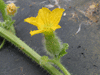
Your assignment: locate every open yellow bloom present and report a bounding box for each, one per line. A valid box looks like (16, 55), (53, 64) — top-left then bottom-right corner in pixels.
(24, 7), (65, 36)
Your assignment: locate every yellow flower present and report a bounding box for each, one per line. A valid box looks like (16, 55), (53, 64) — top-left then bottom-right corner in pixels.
(6, 3), (17, 15)
(24, 7), (65, 36)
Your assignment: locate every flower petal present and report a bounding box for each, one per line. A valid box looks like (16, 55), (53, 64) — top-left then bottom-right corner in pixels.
(30, 30), (44, 36)
(36, 15), (44, 29)
(24, 17), (38, 26)
(50, 8), (65, 26)
(37, 7), (51, 25)
(51, 25), (61, 31)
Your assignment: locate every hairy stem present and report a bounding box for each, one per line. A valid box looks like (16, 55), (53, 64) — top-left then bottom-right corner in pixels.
(48, 59), (71, 75)
(0, 39), (5, 49)
(0, 27), (63, 75)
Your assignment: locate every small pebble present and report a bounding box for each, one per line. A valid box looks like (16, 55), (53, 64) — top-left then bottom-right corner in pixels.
(63, 13), (66, 16)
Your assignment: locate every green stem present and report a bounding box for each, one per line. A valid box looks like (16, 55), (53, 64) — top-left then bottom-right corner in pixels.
(48, 59), (71, 75)
(0, 0), (16, 34)
(0, 27), (63, 75)
(0, 0), (11, 21)
(0, 39), (5, 49)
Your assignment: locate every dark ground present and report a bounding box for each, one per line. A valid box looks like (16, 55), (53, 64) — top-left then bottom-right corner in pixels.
(0, 0), (100, 75)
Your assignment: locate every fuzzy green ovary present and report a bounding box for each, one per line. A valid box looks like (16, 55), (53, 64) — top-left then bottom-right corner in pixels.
(44, 32), (62, 57)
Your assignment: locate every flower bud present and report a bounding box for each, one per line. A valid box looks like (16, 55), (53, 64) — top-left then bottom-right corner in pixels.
(6, 3), (17, 15)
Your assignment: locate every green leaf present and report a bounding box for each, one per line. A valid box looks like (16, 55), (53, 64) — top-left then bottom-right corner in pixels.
(58, 43), (69, 58)
(62, 43), (69, 50)
(5, 20), (15, 29)
(0, 20), (15, 34)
